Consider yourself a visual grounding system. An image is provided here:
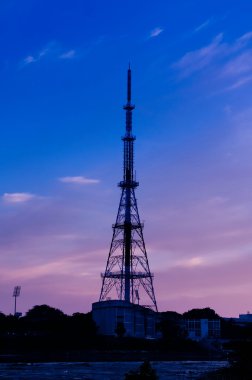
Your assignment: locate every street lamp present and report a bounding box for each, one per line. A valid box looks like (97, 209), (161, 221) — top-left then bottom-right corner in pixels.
(13, 286), (21, 316)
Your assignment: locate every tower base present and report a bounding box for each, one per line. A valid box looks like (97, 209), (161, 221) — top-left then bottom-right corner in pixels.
(92, 300), (157, 338)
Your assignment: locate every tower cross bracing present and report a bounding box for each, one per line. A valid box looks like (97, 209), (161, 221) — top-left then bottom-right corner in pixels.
(99, 67), (157, 312)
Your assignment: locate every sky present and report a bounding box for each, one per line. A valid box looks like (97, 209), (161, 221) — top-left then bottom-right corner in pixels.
(1, 0), (252, 317)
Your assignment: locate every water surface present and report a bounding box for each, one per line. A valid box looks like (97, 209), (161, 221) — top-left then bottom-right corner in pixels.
(0, 361), (228, 379)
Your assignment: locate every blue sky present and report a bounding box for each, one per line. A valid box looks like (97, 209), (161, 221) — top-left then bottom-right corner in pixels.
(1, 0), (252, 316)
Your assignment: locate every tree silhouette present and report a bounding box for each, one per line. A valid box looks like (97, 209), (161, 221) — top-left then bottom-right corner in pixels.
(25, 304), (66, 319)
(183, 307), (220, 320)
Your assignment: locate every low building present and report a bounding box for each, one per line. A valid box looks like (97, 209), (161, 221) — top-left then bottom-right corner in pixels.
(92, 300), (157, 338)
(238, 313), (252, 323)
(224, 313), (252, 326)
(185, 319), (221, 340)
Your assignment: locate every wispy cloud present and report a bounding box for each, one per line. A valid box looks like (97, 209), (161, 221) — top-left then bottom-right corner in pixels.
(59, 176), (100, 185)
(219, 40), (252, 91)
(22, 43), (76, 66)
(235, 31), (252, 50)
(221, 51), (252, 77)
(194, 18), (212, 33)
(23, 55), (36, 64)
(173, 33), (224, 77)
(173, 246), (246, 269)
(2, 192), (36, 203)
(173, 30), (252, 92)
(23, 47), (51, 66)
(176, 256), (204, 268)
(149, 27), (164, 38)
(226, 75), (252, 91)
(59, 50), (76, 59)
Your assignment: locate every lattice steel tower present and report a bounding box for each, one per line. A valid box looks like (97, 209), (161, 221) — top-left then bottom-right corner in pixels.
(99, 67), (157, 312)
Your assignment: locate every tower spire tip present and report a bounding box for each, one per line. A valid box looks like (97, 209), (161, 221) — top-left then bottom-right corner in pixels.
(127, 64), (132, 103)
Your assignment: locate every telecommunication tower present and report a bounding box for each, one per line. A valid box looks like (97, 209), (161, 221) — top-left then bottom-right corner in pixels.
(99, 66), (157, 312)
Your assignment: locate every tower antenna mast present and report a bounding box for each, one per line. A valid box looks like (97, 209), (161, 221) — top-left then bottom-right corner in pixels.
(99, 67), (157, 311)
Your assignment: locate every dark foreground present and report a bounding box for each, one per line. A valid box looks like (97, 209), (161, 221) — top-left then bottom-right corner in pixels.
(2, 306), (252, 378)
(0, 361), (228, 380)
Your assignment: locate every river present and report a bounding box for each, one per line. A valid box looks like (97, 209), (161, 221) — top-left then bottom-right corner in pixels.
(0, 361), (228, 379)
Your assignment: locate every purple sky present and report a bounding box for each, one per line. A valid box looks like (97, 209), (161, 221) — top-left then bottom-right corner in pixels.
(1, 0), (252, 317)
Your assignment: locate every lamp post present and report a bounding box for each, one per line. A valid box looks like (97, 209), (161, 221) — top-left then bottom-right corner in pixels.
(13, 286), (21, 316)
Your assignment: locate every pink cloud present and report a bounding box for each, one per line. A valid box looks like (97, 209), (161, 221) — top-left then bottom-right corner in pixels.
(2, 192), (36, 203)
(59, 176), (100, 184)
